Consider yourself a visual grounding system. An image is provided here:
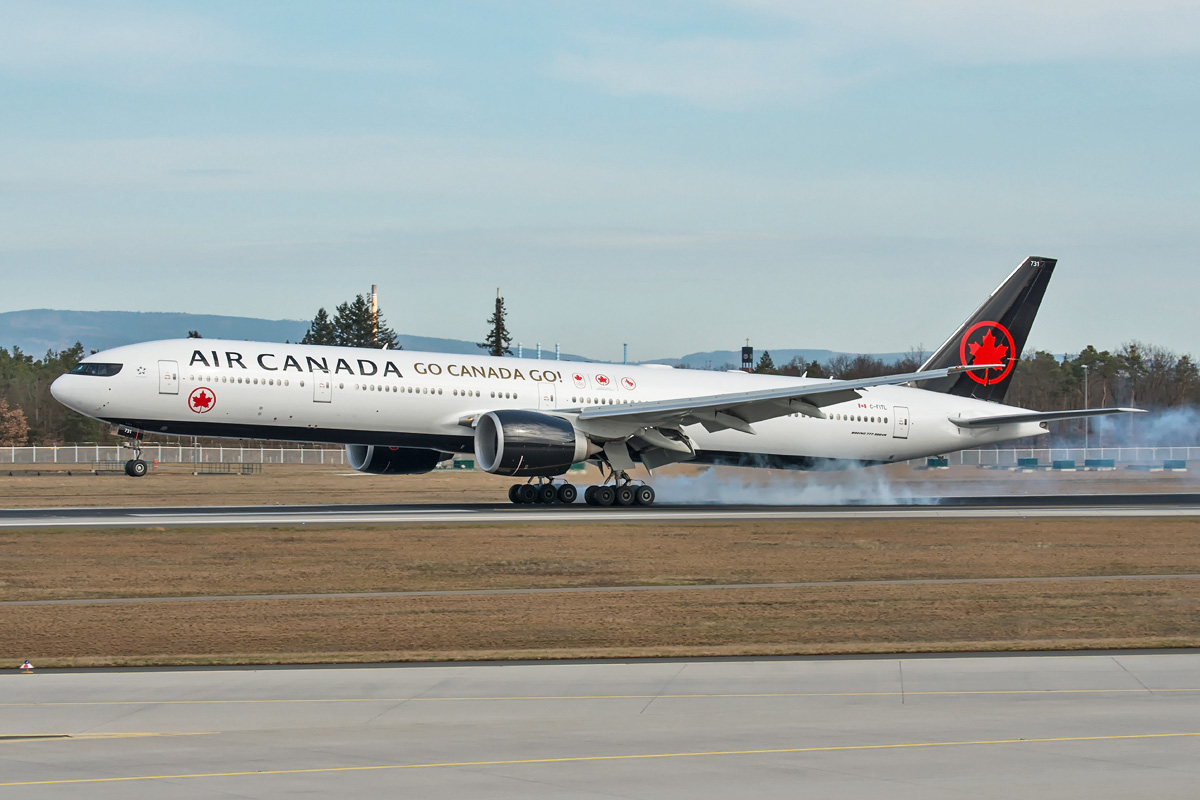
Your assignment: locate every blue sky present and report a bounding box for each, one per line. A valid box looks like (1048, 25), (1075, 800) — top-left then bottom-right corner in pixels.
(1, 1), (1197, 361)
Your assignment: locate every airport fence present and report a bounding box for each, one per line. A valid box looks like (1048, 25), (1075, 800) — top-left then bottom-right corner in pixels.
(928, 447), (1200, 467)
(3, 444), (1199, 468)
(0, 444), (348, 466)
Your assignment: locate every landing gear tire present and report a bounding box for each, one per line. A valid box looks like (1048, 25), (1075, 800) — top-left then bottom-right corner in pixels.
(593, 485), (615, 507)
(536, 483), (558, 504)
(614, 485), (636, 507)
(508, 484), (523, 504)
(124, 459), (147, 478)
(584, 486), (597, 505)
(633, 485), (655, 506)
(516, 484), (538, 504)
(557, 484), (578, 504)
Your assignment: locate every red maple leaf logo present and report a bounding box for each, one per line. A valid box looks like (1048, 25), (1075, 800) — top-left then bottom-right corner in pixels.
(189, 388), (215, 413)
(967, 329), (1009, 367)
(959, 321), (1016, 386)
(596, 374), (610, 385)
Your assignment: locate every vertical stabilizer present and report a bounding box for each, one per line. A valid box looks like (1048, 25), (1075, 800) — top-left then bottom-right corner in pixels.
(918, 256), (1056, 403)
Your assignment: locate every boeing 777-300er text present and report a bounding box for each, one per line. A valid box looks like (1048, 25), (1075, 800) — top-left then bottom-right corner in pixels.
(52, 257), (1139, 506)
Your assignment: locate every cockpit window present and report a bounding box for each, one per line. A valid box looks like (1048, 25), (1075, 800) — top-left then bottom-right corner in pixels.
(69, 362), (123, 377)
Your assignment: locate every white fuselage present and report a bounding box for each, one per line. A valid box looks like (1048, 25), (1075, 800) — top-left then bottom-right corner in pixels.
(51, 339), (1047, 469)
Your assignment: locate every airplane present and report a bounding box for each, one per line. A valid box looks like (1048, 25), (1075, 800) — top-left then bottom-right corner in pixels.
(51, 257), (1139, 506)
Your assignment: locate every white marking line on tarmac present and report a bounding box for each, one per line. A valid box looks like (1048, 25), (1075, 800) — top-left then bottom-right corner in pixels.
(3, 732), (1198, 786)
(5, 687), (1200, 707)
(1, 732), (216, 742)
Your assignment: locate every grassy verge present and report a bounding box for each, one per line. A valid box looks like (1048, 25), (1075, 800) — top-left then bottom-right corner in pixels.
(4, 518), (1200, 666)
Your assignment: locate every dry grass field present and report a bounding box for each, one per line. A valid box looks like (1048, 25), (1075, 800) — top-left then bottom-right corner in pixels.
(2, 461), (1198, 508)
(3, 516), (1200, 666)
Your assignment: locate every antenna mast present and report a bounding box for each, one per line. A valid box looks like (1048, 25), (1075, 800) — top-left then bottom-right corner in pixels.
(371, 284), (379, 346)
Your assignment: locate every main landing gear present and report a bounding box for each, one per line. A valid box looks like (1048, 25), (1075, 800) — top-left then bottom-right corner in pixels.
(583, 472), (654, 507)
(506, 470), (656, 507)
(508, 478), (578, 505)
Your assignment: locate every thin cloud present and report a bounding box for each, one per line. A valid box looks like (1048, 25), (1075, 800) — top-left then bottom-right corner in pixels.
(0, 2), (430, 84)
(556, 1), (1200, 108)
(730, 0), (1200, 62)
(0, 3), (241, 76)
(554, 35), (854, 110)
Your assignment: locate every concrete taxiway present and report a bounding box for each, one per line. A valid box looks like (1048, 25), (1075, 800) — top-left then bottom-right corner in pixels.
(2, 493), (1200, 528)
(2, 653), (1199, 798)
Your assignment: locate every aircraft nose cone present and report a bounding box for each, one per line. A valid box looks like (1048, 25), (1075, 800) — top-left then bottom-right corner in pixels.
(50, 374), (81, 412)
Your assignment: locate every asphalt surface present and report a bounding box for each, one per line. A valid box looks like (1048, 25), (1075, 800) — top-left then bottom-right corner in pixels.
(3, 653), (1199, 798)
(2, 493), (1200, 528)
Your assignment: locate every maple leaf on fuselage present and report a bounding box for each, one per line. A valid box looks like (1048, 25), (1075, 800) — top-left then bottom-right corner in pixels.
(192, 391), (213, 409)
(968, 330), (1009, 370)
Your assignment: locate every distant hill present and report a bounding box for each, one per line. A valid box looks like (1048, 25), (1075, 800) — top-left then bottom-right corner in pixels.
(1, 309), (914, 368)
(0, 309), (310, 354)
(0, 309), (588, 360)
(657, 349), (915, 370)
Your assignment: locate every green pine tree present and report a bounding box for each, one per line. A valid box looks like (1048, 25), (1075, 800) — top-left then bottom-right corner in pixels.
(333, 296), (374, 347)
(303, 297), (400, 348)
(754, 350), (777, 374)
(478, 290), (513, 356)
(301, 307), (338, 345)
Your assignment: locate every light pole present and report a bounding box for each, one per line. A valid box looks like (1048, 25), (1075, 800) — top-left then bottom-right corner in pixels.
(1082, 364), (1089, 457)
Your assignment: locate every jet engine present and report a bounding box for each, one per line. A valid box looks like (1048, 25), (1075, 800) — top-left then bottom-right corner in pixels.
(474, 410), (595, 477)
(346, 444), (449, 475)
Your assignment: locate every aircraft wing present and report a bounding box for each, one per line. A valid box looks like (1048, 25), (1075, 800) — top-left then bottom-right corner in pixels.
(576, 364), (997, 436)
(949, 407), (1145, 429)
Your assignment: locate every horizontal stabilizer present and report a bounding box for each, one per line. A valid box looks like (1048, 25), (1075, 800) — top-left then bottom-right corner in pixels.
(949, 407), (1144, 429)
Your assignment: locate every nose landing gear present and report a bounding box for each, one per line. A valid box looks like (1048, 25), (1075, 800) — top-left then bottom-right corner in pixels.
(117, 425), (149, 478)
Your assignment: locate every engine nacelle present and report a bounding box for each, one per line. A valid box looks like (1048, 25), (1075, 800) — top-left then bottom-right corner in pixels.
(346, 445), (448, 475)
(474, 410), (593, 477)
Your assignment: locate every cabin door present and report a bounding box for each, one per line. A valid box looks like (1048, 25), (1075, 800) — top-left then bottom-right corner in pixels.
(313, 373), (333, 403)
(158, 361), (179, 395)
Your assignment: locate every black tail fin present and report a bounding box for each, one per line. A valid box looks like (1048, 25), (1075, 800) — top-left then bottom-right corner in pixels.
(917, 256), (1056, 403)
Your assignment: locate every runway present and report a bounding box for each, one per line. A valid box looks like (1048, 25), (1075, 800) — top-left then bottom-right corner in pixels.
(3, 653), (1199, 798)
(3, 492), (1200, 528)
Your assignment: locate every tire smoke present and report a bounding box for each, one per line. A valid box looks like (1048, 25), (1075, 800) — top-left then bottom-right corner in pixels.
(652, 465), (939, 506)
